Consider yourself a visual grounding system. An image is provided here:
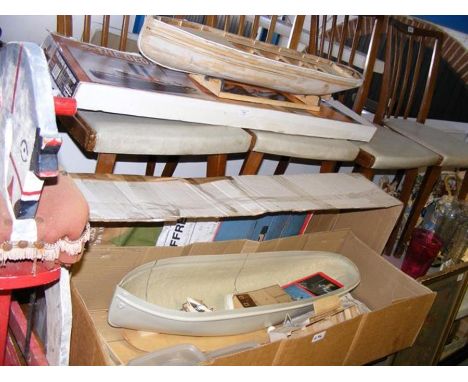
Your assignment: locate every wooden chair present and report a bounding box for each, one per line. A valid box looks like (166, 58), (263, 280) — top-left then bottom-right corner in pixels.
(239, 15), (386, 176)
(355, 17), (466, 256)
(55, 15), (252, 177)
(370, 17), (468, 254)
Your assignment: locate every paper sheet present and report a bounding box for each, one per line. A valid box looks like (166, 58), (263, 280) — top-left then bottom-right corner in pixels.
(72, 173), (400, 223)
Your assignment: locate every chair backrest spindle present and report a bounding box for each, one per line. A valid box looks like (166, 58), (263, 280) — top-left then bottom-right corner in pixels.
(307, 15), (319, 55)
(327, 16), (338, 60)
(288, 15), (305, 50)
(374, 17), (443, 125)
(266, 16), (278, 43)
(336, 15), (349, 63)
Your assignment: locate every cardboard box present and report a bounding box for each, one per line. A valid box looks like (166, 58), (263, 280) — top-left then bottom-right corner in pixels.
(70, 225), (435, 365)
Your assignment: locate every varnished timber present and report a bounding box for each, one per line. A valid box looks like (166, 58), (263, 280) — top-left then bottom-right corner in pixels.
(207, 154), (228, 177)
(320, 161), (339, 173)
(96, 153), (117, 174)
(384, 168), (418, 256)
(395, 166), (442, 256)
(100, 16), (110, 47)
(161, 158), (179, 177)
(274, 157), (290, 175)
(265, 16), (278, 44)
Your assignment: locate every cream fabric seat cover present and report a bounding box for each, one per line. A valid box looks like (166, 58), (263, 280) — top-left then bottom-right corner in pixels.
(251, 130), (359, 161)
(356, 126), (441, 170)
(385, 118), (468, 167)
(79, 110), (252, 155)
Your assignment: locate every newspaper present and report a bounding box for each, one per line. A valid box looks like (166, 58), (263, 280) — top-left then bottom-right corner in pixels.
(71, 173), (400, 223)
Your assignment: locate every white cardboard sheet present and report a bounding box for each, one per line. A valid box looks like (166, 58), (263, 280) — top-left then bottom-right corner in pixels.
(72, 173), (400, 223)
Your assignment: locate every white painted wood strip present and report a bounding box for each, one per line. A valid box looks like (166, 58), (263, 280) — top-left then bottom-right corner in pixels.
(75, 83), (377, 142)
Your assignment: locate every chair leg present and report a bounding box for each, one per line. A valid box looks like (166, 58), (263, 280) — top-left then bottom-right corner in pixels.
(207, 154), (227, 177)
(240, 151), (264, 175)
(458, 170), (468, 201)
(95, 153), (116, 174)
(320, 161), (338, 173)
(384, 168), (418, 257)
(354, 165), (374, 181)
(274, 156), (290, 175)
(145, 156), (157, 176)
(395, 166), (442, 256)
(161, 156), (179, 177)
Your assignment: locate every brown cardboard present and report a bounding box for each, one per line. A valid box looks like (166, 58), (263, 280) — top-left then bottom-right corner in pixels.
(273, 316), (362, 366)
(70, 226), (435, 366)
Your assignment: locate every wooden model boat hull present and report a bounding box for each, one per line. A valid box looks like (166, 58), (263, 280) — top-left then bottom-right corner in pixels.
(108, 251), (360, 336)
(138, 17), (363, 96)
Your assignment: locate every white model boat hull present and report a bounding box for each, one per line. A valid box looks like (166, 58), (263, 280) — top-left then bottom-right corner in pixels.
(138, 17), (363, 96)
(108, 251), (360, 336)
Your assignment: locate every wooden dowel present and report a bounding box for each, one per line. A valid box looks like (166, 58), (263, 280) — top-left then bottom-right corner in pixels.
(250, 16), (260, 39)
(266, 16), (278, 43)
(404, 37), (425, 118)
(394, 36), (414, 117)
(348, 16), (362, 66)
(237, 15), (246, 36)
(319, 15), (327, 57)
(83, 15), (91, 42)
(308, 15), (319, 55)
(327, 16), (337, 60)
(337, 15), (349, 63)
(101, 15), (110, 47)
(288, 15), (305, 50)
(119, 16), (130, 51)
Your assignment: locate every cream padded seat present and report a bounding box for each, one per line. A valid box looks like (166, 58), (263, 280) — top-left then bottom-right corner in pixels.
(356, 126), (441, 170)
(385, 118), (468, 167)
(251, 130), (360, 162)
(79, 110), (252, 155)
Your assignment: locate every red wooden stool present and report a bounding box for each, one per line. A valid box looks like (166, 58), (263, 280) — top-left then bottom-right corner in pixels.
(0, 262), (60, 365)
